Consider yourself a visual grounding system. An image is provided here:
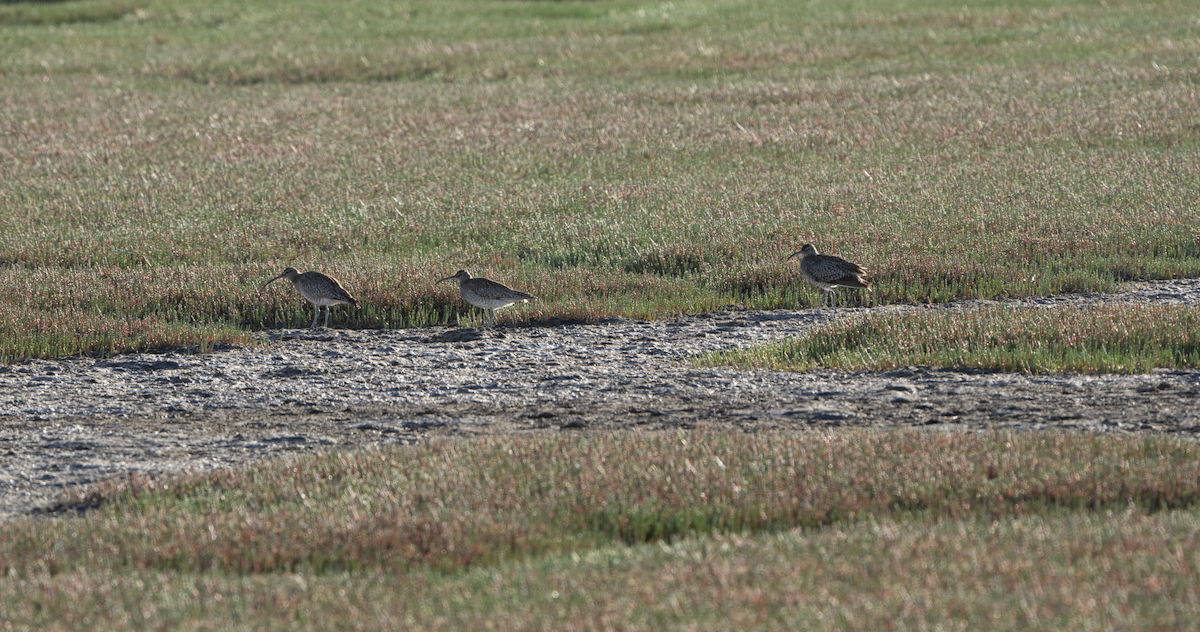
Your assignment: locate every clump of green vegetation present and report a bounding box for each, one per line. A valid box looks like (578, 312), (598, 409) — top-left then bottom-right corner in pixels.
(702, 304), (1200, 374)
(1, 0), (1198, 358)
(2, 431), (1199, 628)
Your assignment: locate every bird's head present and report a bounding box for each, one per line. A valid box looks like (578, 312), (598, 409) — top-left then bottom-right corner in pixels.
(261, 267), (301, 291)
(438, 270), (472, 284)
(786, 244), (818, 261)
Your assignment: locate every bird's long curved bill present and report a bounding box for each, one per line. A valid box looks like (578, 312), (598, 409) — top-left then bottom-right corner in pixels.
(437, 275), (456, 283)
(260, 275), (285, 292)
(785, 250), (804, 261)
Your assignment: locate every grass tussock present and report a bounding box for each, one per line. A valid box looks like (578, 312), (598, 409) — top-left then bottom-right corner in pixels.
(700, 303), (1200, 374)
(704, 303), (1200, 374)
(0, 306), (248, 361)
(2, 431), (1200, 629)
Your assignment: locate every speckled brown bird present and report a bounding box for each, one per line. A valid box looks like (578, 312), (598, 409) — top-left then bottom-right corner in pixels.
(261, 267), (358, 329)
(786, 244), (870, 311)
(439, 270), (535, 327)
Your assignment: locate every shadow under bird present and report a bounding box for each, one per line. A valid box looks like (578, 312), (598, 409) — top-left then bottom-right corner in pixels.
(261, 267), (359, 329)
(786, 244), (871, 311)
(439, 269), (535, 327)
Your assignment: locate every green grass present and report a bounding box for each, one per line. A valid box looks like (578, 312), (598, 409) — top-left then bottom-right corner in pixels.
(2, 431), (1199, 629)
(4, 8), (1198, 629)
(701, 303), (1200, 374)
(1, 0), (1198, 358)
(0, 1), (139, 27)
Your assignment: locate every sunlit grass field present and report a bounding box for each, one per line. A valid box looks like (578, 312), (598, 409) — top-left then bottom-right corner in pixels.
(3, 431), (1199, 629)
(3, 1), (1200, 626)
(1, 0), (1198, 359)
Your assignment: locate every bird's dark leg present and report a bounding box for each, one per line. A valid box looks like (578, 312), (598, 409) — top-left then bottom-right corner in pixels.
(310, 305), (321, 329)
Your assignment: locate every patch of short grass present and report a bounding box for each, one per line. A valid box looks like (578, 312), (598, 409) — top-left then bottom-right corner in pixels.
(0, 306), (248, 361)
(2, 431), (1199, 628)
(702, 303), (1200, 374)
(5, 431), (1200, 575)
(2, 0), (1198, 358)
(0, 0), (138, 27)
(4, 509), (1199, 630)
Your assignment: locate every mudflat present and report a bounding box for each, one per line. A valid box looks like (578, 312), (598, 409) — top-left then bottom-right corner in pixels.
(2, 280), (1198, 521)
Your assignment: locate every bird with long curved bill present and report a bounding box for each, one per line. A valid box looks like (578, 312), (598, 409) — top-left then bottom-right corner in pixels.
(439, 270), (535, 327)
(786, 244), (870, 311)
(261, 267), (359, 329)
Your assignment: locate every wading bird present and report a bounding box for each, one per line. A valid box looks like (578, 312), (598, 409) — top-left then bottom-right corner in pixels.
(786, 244), (870, 311)
(261, 267), (358, 329)
(439, 269), (535, 327)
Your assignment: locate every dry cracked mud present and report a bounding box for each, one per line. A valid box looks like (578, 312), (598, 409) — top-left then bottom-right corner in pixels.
(3, 280), (1199, 520)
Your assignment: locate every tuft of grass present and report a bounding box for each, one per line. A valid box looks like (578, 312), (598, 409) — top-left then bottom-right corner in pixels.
(2, 431), (1200, 628)
(0, 308), (249, 361)
(701, 303), (1200, 374)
